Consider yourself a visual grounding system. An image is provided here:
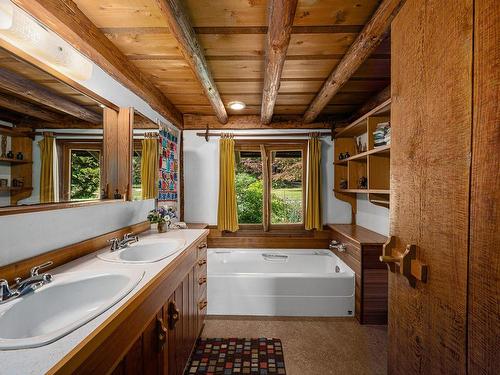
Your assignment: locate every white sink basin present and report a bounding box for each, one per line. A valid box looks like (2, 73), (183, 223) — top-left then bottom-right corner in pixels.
(0, 270), (143, 350)
(97, 238), (185, 263)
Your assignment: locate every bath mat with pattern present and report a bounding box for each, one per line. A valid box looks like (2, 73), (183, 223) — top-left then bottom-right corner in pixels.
(185, 337), (286, 375)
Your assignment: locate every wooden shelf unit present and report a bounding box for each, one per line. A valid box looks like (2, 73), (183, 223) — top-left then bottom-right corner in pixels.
(333, 100), (391, 215)
(0, 157), (32, 164)
(0, 128), (34, 205)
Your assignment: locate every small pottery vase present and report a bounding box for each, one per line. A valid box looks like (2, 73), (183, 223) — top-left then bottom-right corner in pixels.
(16, 152), (23, 160)
(6, 150), (14, 159)
(157, 222), (167, 233)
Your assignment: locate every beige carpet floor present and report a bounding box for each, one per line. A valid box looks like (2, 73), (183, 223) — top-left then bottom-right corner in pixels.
(201, 316), (387, 375)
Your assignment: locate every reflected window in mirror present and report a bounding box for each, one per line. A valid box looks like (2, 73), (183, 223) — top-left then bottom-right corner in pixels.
(132, 147), (142, 200)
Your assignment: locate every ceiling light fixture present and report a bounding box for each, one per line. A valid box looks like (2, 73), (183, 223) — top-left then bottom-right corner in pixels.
(228, 101), (246, 111)
(0, 0), (93, 81)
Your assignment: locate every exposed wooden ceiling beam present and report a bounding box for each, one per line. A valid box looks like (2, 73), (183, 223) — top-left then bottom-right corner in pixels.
(183, 114), (332, 130)
(261, 0), (298, 125)
(154, 0), (228, 124)
(100, 25), (365, 35)
(303, 0), (405, 123)
(348, 85), (390, 122)
(11, 0), (183, 128)
(127, 54), (391, 62)
(0, 91), (69, 122)
(0, 67), (101, 124)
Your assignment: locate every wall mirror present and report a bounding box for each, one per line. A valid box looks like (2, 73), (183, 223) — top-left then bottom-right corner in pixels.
(0, 46), (109, 209)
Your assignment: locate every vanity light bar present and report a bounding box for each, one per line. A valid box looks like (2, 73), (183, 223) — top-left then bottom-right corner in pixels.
(0, 0), (93, 81)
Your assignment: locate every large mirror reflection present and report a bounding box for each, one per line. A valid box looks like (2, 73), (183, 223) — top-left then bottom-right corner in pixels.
(0, 47), (105, 208)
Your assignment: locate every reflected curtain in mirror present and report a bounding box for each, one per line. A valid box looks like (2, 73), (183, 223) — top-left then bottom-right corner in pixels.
(140, 135), (158, 200)
(305, 136), (322, 230)
(38, 135), (59, 203)
(217, 136), (239, 232)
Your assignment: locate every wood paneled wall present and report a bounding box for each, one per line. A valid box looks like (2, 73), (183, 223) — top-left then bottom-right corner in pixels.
(468, 0), (500, 373)
(389, 0), (473, 373)
(103, 108), (133, 199)
(207, 226), (330, 249)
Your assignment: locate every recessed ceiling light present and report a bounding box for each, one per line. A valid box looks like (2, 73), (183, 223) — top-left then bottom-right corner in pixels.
(99, 104), (106, 109)
(228, 101), (246, 110)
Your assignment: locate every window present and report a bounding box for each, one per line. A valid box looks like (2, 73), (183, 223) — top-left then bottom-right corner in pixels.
(270, 150), (303, 224)
(132, 149), (142, 200)
(234, 141), (306, 230)
(60, 141), (103, 201)
(69, 149), (101, 200)
(235, 150), (263, 224)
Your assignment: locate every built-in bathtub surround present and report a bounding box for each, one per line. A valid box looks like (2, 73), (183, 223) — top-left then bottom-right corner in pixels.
(208, 249), (355, 317)
(0, 199), (154, 267)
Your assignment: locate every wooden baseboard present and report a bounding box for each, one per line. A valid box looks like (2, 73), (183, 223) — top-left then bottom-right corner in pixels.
(0, 221), (150, 283)
(207, 225), (331, 248)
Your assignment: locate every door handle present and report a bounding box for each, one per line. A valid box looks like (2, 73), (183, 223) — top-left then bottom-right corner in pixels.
(156, 317), (168, 351)
(167, 301), (180, 330)
(380, 236), (428, 288)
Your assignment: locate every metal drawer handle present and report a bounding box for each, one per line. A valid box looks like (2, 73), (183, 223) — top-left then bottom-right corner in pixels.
(198, 243), (207, 249)
(198, 259), (207, 266)
(198, 300), (207, 311)
(329, 240), (346, 252)
(198, 276), (207, 285)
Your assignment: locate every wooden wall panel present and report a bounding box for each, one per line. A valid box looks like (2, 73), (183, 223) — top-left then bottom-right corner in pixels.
(103, 108), (119, 196)
(389, 0), (472, 374)
(468, 0), (500, 373)
(207, 227), (331, 249)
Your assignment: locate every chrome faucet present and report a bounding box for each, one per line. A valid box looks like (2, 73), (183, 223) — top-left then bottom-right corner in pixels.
(108, 233), (139, 252)
(0, 261), (53, 304)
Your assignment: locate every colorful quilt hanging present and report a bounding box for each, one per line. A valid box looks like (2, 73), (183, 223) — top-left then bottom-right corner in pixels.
(158, 126), (179, 204)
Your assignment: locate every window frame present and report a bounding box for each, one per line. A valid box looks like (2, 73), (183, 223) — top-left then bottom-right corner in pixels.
(234, 139), (307, 231)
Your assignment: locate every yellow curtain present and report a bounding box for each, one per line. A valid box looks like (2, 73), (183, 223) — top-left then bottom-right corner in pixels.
(141, 137), (158, 200)
(39, 135), (55, 203)
(217, 136), (239, 232)
(305, 136), (322, 230)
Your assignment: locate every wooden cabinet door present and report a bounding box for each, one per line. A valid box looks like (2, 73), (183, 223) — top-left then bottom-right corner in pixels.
(167, 269), (197, 375)
(389, 0), (473, 374)
(111, 307), (167, 375)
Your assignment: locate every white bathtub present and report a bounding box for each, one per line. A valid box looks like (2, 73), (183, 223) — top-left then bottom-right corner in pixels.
(207, 249), (355, 317)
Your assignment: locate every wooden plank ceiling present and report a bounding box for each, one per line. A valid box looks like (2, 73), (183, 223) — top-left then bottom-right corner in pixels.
(0, 48), (103, 128)
(73, 0), (390, 121)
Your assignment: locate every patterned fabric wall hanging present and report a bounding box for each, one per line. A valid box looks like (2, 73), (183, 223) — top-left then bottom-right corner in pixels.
(158, 125), (179, 206)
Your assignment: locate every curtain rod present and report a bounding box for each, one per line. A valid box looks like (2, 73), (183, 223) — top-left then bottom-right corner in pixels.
(34, 131), (159, 138)
(196, 130), (332, 142)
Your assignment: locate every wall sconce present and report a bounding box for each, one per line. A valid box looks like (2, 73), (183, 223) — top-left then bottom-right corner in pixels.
(0, 0), (93, 81)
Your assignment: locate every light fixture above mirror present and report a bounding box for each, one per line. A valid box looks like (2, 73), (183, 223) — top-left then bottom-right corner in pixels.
(0, 0), (93, 81)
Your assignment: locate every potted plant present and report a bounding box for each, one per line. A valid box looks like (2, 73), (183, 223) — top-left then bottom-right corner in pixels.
(147, 207), (177, 233)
